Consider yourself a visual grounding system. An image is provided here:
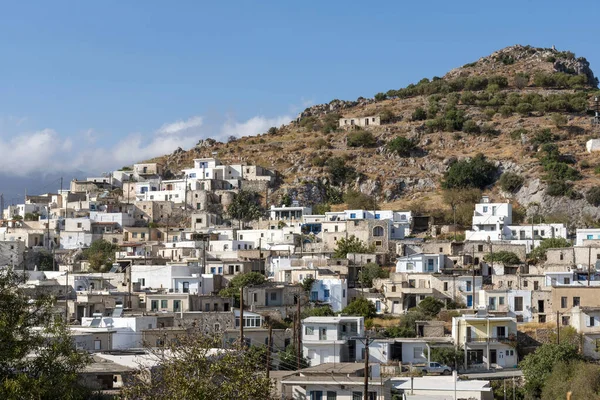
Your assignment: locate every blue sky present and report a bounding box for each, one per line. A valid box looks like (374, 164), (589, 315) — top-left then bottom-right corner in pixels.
(0, 0), (599, 178)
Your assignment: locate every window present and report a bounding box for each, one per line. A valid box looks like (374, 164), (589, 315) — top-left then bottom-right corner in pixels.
(523, 280), (528, 288)
(514, 297), (523, 311)
(413, 347), (423, 359)
(392, 285), (397, 292)
(161, 300), (168, 309)
(497, 326), (506, 338)
(478, 245), (484, 252)
(562, 316), (570, 326)
(352, 393), (362, 400)
(305, 326), (314, 335)
(270, 292), (277, 301)
(253, 293), (258, 302)
(563, 277), (570, 284)
(324, 289), (330, 298)
(539, 315), (546, 323)
(327, 391), (337, 400)
(573, 297), (581, 307)
(427, 259), (434, 271)
(94, 340), (101, 350)
(77, 222), (82, 228)
(138, 278), (146, 286)
(214, 323), (221, 331)
(560, 253), (564, 260)
(151, 300), (158, 311)
(173, 300), (181, 312)
(483, 206), (488, 213)
(561, 297), (568, 308)
(375, 241), (382, 246)
(310, 391), (323, 400)
(499, 296), (505, 305)
(368, 393), (377, 400)
(589, 316), (596, 327)
(406, 263), (414, 271)
(310, 291), (318, 301)
(350, 213), (356, 219)
(466, 281), (472, 292)
(534, 281), (539, 290)
(375, 213), (380, 219)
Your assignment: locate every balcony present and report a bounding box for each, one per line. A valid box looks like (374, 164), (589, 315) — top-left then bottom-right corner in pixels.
(466, 335), (516, 344)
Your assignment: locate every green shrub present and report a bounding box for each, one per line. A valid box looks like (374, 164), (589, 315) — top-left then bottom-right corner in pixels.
(551, 113), (568, 128)
(411, 107), (427, 121)
(498, 172), (524, 192)
(374, 92), (387, 101)
(461, 91), (477, 105)
(543, 161), (581, 181)
(586, 187), (600, 206)
(545, 55), (556, 63)
(462, 120), (480, 134)
(488, 75), (509, 88)
(546, 180), (576, 197)
(484, 251), (521, 265)
(347, 130), (376, 147)
(311, 138), (330, 149)
(343, 190), (377, 210)
(442, 154), (498, 189)
(464, 76), (488, 91)
(516, 102), (534, 115)
(326, 157), (357, 186)
(580, 160), (591, 169)
(387, 136), (417, 157)
(510, 128), (527, 141)
(499, 105), (514, 117)
(514, 73), (529, 89)
(379, 108), (395, 123)
(531, 128), (555, 148)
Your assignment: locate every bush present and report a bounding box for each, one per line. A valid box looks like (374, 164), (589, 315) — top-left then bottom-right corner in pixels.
(343, 190), (377, 210)
(442, 154), (498, 189)
(514, 73), (529, 89)
(347, 130), (376, 147)
(586, 187), (600, 206)
(343, 297), (377, 319)
(484, 251), (521, 265)
(374, 92), (387, 101)
(417, 297), (444, 317)
(311, 138), (330, 149)
(530, 237), (572, 262)
(267, 127), (278, 135)
(516, 102), (534, 115)
(387, 136), (417, 156)
(326, 157), (357, 186)
(359, 263), (389, 288)
(498, 172), (524, 192)
(546, 180), (576, 197)
(379, 108), (395, 123)
(551, 113), (568, 128)
(411, 107), (427, 121)
(461, 91), (477, 105)
(498, 105), (513, 117)
(461, 120), (480, 134)
(510, 128), (527, 141)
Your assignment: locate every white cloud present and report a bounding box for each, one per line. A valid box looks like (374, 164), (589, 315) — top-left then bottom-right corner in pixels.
(220, 115), (292, 140)
(157, 116), (204, 135)
(0, 112), (292, 178)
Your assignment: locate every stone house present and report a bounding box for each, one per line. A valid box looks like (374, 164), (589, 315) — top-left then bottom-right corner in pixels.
(338, 115), (381, 128)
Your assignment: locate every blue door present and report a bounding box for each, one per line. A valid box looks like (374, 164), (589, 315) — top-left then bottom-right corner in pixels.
(467, 295), (473, 307)
(376, 301), (381, 313)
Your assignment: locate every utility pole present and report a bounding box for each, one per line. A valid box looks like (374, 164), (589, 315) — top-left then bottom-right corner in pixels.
(556, 310), (560, 344)
(64, 268), (69, 323)
(297, 297), (302, 370)
(364, 335), (370, 400)
(589, 246), (592, 286)
(472, 260), (476, 311)
(239, 286), (244, 346)
(0, 193), (4, 219)
(266, 321), (272, 379)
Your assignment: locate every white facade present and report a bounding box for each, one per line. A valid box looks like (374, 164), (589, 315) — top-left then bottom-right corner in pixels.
(576, 228), (600, 246)
(131, 264), (210, 294)
(395, 253), (446, 273)
(309, 278), (348, 312)
(236, 229), (295, 248)
(269, 205), (312, 221)
(302, 316), (363, 365)
(80, 315), (158, 350)
(587, 139), (600, 153)
(89, 212), (135, 228)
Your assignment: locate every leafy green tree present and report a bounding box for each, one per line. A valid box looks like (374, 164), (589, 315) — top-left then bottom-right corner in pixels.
(219, 272), (266, 306)
(0, 268), (90, 400)
(587, 187), (600, 206)
(333, 235), (373, 258)
(382, 325), (416, 338)
(342, 297), (377, 319)
(379, 108), (395, 123)
(347, 130), (377, 148)
(442, 154), (498, 190)
(417, 297), (444, 317)
(121, 334), (273, 399)
(227, 190), (264, 228)
(326, 157), (357, 186)
(359, 263), (389, 288)
(301, 305), (335, 319)
(411, 107), (427, 121)
(301, 276), (316, 293)
(520, 342), (580, 398)
(278, 344), (310, 371)
(374, 92), (387, 101)
(81, 239), (119, 272)
(387, 137), (417, 157)
(312, 203), (331, 215)
(542, 360), (600, 400)
(24, 212), (39, 221)
(498, 172), (524, 193)
(343, 190), (377, 210)
(529, 237), (572, 262)
(483, 251), (521, 265)
(429, 346), (464, 371)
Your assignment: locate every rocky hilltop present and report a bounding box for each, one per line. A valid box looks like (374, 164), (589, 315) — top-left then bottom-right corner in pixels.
(148, 45), (600, 227)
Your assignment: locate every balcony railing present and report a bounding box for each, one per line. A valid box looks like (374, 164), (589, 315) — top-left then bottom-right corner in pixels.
(466, 335), (516, 343)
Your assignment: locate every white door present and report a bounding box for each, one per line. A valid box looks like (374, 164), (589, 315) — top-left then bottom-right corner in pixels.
(392, 301), (400, 314)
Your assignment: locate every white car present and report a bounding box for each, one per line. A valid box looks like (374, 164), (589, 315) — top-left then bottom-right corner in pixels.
(421, 362), (452, 375)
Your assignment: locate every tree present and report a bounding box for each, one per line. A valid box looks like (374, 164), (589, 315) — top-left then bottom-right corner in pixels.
(374, 92), (387, 101)
(429, 346), (464, 372)
(343, 190), (377, 210)
(358, 263), (388, 288)
(498, 172), (524, 193)
(24, 212), (39, 221)
(442, 154), (498, 190)
(333, 235), (373, 258)
(587, 187), (600, 206)
(417, 297), (444, 317)
(379, 108), (395, 123)
(411, 107), (427, 121)
(301, 276), (316, 293)
(226, 190), (264, 228)
(442, 188), (481, 227)
(347, 130), (377, 148)
(121, 334), (274, 399)
(267, 127), (278, 135)
(542, 360), (600, 400)
(483, 251), (521, 265)
(301, 305), (334, 319)
(0, 268), (90, 399)
(312, 203), (331, 215)
(342, 297), (376, 319)
(278, 344), (310, 371)
(387, 137), (417, 157)
(326, 157), (357, 186)
(519, 342), (580, 398)
(219, 272), (266, 306)
(529, 237), (572, 262)
(81, 239), (119, 272)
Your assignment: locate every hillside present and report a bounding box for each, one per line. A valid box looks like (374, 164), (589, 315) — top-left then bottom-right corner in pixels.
(148, 45), (600, 228)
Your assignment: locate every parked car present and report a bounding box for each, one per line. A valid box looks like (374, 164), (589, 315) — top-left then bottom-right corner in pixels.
(420, 362), (452, 375)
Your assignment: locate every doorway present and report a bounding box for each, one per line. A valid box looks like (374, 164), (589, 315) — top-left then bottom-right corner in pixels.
(490, 349), (497, 365)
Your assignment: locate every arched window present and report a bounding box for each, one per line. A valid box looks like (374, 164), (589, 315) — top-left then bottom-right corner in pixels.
(373, 226), (384, 237)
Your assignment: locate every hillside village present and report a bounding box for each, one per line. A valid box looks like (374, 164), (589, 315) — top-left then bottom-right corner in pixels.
(5, 45), (600, 399)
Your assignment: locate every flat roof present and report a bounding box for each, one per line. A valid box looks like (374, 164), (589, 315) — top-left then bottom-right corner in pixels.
(300, 362), (364, 374)
(303, 316), (362, 323)
(391, 376), (491, 391)
(282, 376), (387, 385)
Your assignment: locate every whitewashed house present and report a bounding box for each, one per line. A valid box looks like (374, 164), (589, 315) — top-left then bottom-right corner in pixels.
(395, 253), (449, 273)
(309, 278), (348, 312)
(302, 316), (364, 365)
